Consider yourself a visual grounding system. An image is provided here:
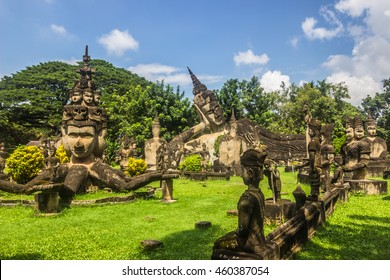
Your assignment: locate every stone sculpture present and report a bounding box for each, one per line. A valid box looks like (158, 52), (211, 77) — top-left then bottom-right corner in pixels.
(212, 148), (277, 260)
(341, 116), (370, 179)
(218, 109), (248, 175)
(117, 135), (136, 171)
(144, 117), (168, 171)
(363, 114), (388, 159)
(320, 124), (335, 192)
(0, 46), (176, 206)
(264, 159), (282, 202)
(167, 68), (306, 170)
(299, 118), (322, 200)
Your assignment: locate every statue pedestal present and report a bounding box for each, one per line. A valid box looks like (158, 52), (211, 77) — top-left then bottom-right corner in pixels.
(346, 179), (388, 195)
(161, 179), (176, 203)
(366, 160), (390, 177)
(211, 231), (279, 260)
(264, 199), (295, 224)
(34, 191), (59, 213)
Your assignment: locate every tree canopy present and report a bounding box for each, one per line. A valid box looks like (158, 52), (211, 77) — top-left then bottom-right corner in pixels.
(1, 58), (388, 158)
(0, 60), (197, 154)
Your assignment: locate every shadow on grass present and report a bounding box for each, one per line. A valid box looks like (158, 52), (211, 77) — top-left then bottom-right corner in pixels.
(0, 253), (45, 260)
(382, 195), (390, 201)
(294, 214), (390, 260)
(133, 225), (223, 260)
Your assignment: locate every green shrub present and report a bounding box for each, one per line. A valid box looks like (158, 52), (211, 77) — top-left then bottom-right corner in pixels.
(179, 154), (202, 171)
(6, 145), (44, 184)
(55, 145), (69, 163)
(126, 157), (147, 176)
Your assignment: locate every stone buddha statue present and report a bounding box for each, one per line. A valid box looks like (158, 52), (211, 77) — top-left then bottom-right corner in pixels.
(341, 116), (370, 179)
(212, 148), (277, 259)
(363, 114), (388, 160)
(144, 117), (168, 171)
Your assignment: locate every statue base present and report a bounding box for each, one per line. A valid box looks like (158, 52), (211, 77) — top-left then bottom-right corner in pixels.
(161, 179), (176, 203)
(211, 232), (279, 260)
(264, 199), (295, 224)
(346, 179), (388, 195)
(366, 159), (390, 177)
(34, 191), (59, 213)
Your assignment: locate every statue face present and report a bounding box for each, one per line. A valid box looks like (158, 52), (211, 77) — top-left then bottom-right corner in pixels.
(94, 93), (101, 105)
(354, 125), (365, 140)
(83, 91), (94, 106)
(241, 166), (263, 186)
(66, 125), (96, 159)
(71, 91), (82, 103)
(366, 124), (376, 137)
(200, 94), (225, 127)
(345, 127), (354, 141)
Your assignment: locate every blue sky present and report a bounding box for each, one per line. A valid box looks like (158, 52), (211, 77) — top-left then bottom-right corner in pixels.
(1, 0), (390, 106)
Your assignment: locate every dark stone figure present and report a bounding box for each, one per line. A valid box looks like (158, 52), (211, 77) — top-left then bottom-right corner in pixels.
(299, 118), (322, 200)
(341, 117), (370, 179)
(45, 145), (60, 180)
(212, 148), (278, 260)
(264, 159), (282, 202)
(320, 124), (335, 192)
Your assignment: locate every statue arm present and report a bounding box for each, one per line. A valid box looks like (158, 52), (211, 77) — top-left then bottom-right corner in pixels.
(236, 196), (253, 237)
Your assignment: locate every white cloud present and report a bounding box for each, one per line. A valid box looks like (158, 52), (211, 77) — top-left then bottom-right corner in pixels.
(326, 72), (382, 105)
(98, 29), (139, 56)
(323, 35), (390, 105)
(128, 63), (223, 87)
(50, 24), (67, 36)
(260, 71), (291, 92)
(234, 49), (269, 66)
(299, 1), (390, 106)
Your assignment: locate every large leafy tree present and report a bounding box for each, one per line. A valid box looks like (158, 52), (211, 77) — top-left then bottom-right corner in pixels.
(361, 78), (390, 147)
(0, 60), (196, 155)
(0, 62), (78, 147)
(103, 80), (197, 157)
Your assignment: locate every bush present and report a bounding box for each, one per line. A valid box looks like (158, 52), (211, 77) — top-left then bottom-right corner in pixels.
(126, 157), (147, 176)
(179, 154), (202, 171)
(6, 145), (44, 184)
(55, 145), (69, 163)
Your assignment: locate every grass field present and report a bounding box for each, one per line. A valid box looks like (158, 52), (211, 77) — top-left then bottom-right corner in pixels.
(0, 171), (388, 260)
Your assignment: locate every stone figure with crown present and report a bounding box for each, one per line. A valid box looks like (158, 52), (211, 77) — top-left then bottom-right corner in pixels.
(0, 46), (177, 209)
(144, 117), (168, 171)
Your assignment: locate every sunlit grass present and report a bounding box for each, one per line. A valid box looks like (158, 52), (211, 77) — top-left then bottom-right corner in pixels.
(1, 171), (388, 260)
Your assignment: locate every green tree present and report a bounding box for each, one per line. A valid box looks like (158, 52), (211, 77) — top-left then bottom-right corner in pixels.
(361, 78), (390, 147)
(103, 80), (196, 158)
(0, 62), (78, 147)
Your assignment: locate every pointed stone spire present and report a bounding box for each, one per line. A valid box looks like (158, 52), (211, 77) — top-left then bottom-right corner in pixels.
(230, 107), (237, 122)
(187, 67), (207, 95)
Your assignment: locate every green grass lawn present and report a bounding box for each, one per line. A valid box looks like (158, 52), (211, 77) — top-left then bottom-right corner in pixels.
(0, 171), (388, 260)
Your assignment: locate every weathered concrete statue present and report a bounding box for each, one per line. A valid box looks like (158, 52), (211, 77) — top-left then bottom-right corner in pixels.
(300, 118), (322, 200)
(320, 124), (335, 192)
(117, 135), (136, 171)
(341, 116), (370, 179)
(167, 68), (306, 169)
(144, 117), (168, 171)
(218, 109), (248, 175)
(0, 46), (176, 205)
(264, 159), (282, 201)
(363, 114), (388, 160)
(212, 148), (277, 260)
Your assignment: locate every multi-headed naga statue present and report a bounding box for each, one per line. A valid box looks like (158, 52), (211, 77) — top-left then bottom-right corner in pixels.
(0, 46), (176, 204)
